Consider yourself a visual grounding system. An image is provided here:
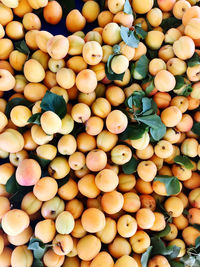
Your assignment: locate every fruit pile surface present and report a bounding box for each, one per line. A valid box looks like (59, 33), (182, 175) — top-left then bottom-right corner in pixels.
(0, 0), (200, 266)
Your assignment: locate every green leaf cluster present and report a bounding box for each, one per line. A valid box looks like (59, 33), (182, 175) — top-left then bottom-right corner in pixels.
(14, 40), (30, 57)
(28, 238), (50, 265)
(160, 17), (182, 32)
(192, 122), (200, 136)
(120, 24), (147, 48)
(180, 236), (200, 267)
(123, 91), (166, 141)
(141, 236), (181, 267)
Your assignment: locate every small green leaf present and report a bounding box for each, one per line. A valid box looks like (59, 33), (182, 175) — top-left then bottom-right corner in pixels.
(113, 44), (121, 55)
(122, 157), (139, 174)
(195, 236), (200, 249)
(151, 236), (167, 256)
(132, 55), (149, 80)
(192, 224), (200, 231)
(174, 155), (193, 169)
(150, 124), (166, 141)
(124, 0), (133, 14)
(145, 80), (155, 95)
(154, 224), (171, 238)
(154, 175), (180, 196)
(5, 98), (32, 118)
(141, 246), (152, 267)
(147, 49), (158, 59)
(5, 174), (19, 194)
(135, 24), (147, 39)
(136, 114), (163, 129)
(57, 174), (70, 188)
(105, 55), (125, 81)
(192, 122), (200, 136)
(41, 91), (67, 119)
(28, 238), (46, 260)
(14, 40), (30, 56)
(166, 245), (181, 260)
(174, 76), (185, 90)
(160, 17), (182, 32)
(120, 26), (140, 48)
(169, 260), (184, 267)
(28, 113), (42, 125)
(187, 52), (200, 67)
(119, 124), (148, 140)
(141, 98), (155, 114)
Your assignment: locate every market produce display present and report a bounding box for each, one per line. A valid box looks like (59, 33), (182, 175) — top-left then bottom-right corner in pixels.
(0, 0), (200, 266)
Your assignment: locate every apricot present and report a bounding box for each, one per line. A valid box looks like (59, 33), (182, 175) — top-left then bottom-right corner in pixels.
(92, 97), (111, 118)
(68, 150), (85, 170)
(22, 12), (41, 31)
(81, 208), (105, 233)
(77, 235), (101, 261)
(16, 158), (41, 186)
(82, 1), (100, 22)
(33, 177), (58, 201)
(96, 217), (117, 244)
(172, 164), (192, 181)
(108, 236), (131, 258)
(2, 209), (29, 236)
(52, 234), (73, 256)
(181, 138), (198, 157)
(173, 0), (191, 19)
(43, 1), (62, 25)
(24, 59), (45, 83)
(148, 255), (170, 267)
(117, 214), (137, 238)
(137, 160), (157, 182)
(189, 187), (200, 208)
(132, 0), (154, 14)
(63, 256), (80, 267)
(149, 58), (166, 76)
(0, 247), (12, 267)
(145, 31), (164, 50)
(49, 157), (70, 180)
(173, 36), (195, 60)
(86, 149), (107, 172)
(0, 69), (15, 92)
(147, 8), (163, 27)
(25, 30), (38, 50)
(41, 196), (64, 220)
(34, 219), (56, 244)
(136, 208), (155, 229)
(31, 125), (53, 145)
(47, 35), (69, 60)
(59, 113), (74, 135)
(7, 226), (32, 246)
(101, 191), (124, 214)
(182, 226), (200, 246)
(164, 196), (184, 217)
(90, 251), (114, 267)
(154, 70), (176, 92)
(0, 128), (24, 153)
(66, 9), (86, 32)
(106, 110), (128, 134)
(184, 171), (200, 189)
(21, 192), (42, 216)
(173, 214), (189, 230)
(43, 249), (64, 267)
(150, 212), (166, 231)
(71, 103), (91, 123)
(11, 245), (33, 267)
(102, 23), (121, 45)
(76, 69), (97, 93)
(130, 230), (151, 254)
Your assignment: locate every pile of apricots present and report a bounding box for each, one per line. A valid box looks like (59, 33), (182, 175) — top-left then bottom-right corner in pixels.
(0, 0), (200, 266)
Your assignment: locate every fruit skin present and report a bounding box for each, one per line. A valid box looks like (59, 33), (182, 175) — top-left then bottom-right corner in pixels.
(0, 69), (15, 91)
(16, 159), (41, 186)
(24, 59), (45, 83)
(43, 1), (62, 25)
(11, 245), (33, 267)
(47, 35), (69, 60)
(182, 226), (200, 246)
(148, 255), (170, 267)
(2, 209), (30, 236)
(0, 128), (24, 153)
(77, 235), (101, 261)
